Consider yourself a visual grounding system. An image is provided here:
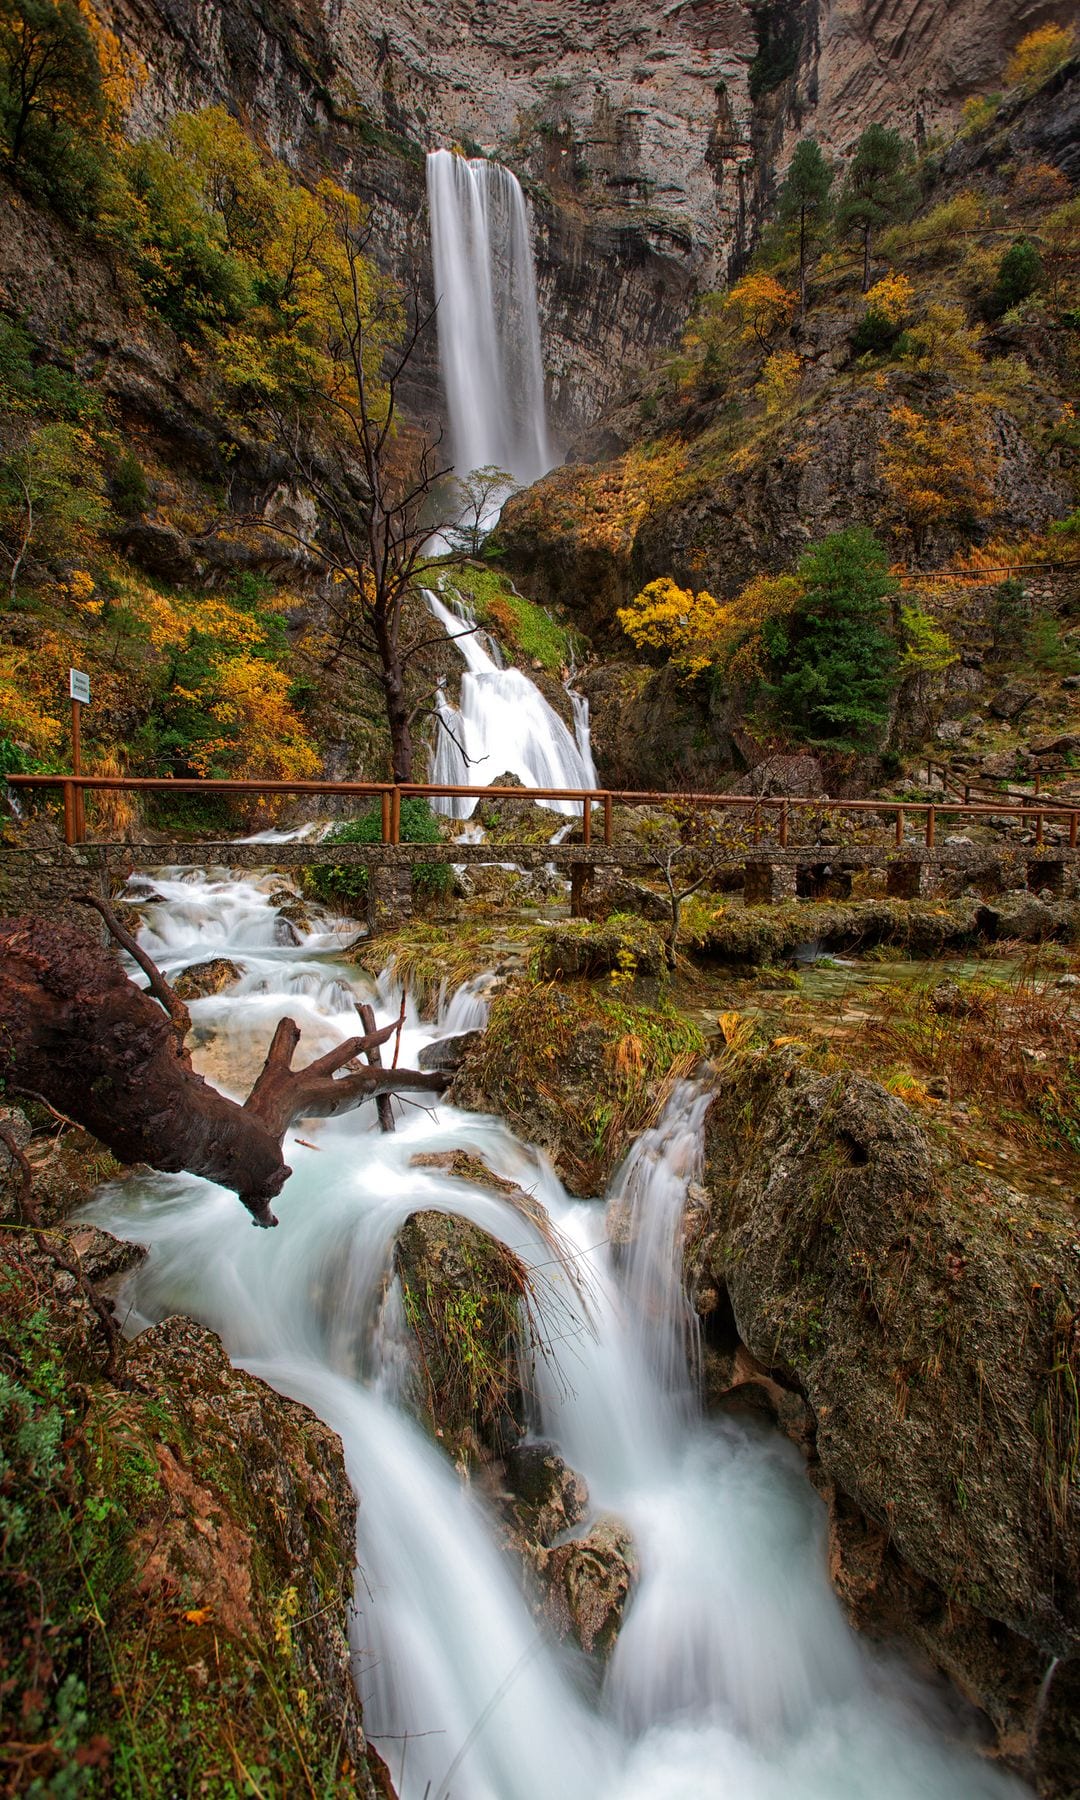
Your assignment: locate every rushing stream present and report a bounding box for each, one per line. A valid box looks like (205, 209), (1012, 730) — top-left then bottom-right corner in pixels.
(85, 872), (1031, 1800)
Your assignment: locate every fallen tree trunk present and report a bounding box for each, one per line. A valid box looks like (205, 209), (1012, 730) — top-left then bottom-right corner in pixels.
(0, 915), (449, 1226)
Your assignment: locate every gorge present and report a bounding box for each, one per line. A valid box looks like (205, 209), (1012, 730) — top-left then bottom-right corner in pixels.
(1, 1), (1079, 1796)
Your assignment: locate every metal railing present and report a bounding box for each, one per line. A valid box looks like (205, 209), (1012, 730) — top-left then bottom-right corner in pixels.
(6, 773), (1080, 854)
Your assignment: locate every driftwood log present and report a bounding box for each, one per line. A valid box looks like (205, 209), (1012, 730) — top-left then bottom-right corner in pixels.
(0, 914), (449, 1226)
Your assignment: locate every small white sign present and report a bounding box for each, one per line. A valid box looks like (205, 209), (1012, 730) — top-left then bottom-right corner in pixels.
(69, 668), (90, 704)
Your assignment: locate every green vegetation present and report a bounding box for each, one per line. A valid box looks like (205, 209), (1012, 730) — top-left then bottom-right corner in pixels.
(766, 527), (898, 751)
(835, 124), (917, 291)
(447, 566), (574, 672)
(308, 799), (449, 909)
(777, 138), (833, 304)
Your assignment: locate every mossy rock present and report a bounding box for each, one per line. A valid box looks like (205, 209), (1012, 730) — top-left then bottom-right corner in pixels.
(0, 1232), (384, 1797)
(450, 982), (704, 1195)
(533, 913), (669, 982)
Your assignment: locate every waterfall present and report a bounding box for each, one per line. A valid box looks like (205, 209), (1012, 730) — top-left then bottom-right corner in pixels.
(86, 870), (1034, 1800)
(427, 148), (552, 485)
(424, 586), (596, 817)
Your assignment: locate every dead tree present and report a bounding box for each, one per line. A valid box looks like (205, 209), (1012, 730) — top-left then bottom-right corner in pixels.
(0, 915), (448, 1226)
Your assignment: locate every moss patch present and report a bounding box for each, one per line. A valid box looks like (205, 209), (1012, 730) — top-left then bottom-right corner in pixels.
(449, 566), (575, 672)
(451, 981), (704, 1194)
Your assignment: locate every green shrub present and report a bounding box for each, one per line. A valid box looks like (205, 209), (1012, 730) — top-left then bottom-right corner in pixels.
(111, 448), (148, 517)
(851, 308), (902, 355)
(984, 237), (1042, 318)
(309, 800), (449, 907)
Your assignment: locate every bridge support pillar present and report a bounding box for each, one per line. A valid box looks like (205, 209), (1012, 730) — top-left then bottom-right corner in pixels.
(366, 864), (412, 934)
(570, 862), (594, 919)
(743, 861), (797, 905)
(885, 859), (925, 900)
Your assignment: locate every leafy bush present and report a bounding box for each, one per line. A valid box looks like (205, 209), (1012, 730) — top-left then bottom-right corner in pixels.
(0, 0), (108, 220)
(110, 448), (148, 516)
(1005, 24), (1076, 92)
(308, 800), (449, 906)
(984, 238), (1043, 318)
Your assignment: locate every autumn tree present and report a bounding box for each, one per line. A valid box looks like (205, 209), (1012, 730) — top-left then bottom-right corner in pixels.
(239, 193), (454, 782)
(757, 348), (801, 416)
(444, 464), (518, 558)
(617, 571), (802, 684)
(0, 0), (105, 215)
(880, 398), (997, 553)
(836, 124), (916, 292)
(723, 272), (798, 350)
(852, 271), (913, 354)
(766, 527), (899, 751)
(1005, 23), (1076, 91)
(777, 137), (833, 308)
(0, 418), (105, 600)
(902, 301), (983, 381)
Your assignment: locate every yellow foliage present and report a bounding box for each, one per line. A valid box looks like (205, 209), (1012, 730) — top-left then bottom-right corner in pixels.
(865, 272), (913, 327)
(723, 273), (798, 349)
(757, 348), (802, 417)
(1005, 24), (1076, 91)
(903, 302), (983, 380)
(617, 571), (802, 683)
(185, 654), (319, 782)
(1011, 162), (1071, 211)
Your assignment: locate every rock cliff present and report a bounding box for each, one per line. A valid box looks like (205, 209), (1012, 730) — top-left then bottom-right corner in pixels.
(90, 0), (1073, 433)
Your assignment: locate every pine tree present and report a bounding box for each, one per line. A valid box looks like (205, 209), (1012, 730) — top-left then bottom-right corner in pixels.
(767, 527), (899, 751)
(835, 125), (916, 292)
(777, 138), (833, 309)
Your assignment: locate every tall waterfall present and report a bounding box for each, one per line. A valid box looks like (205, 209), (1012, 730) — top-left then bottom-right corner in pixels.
(427, 148), (552, 484)
(88, 872), (1033, 1800)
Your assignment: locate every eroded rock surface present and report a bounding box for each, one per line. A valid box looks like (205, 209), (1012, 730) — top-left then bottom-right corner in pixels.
(688, 1054), (1080, 1789)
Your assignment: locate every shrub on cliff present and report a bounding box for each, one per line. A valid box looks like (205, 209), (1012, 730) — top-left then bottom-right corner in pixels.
(765, 527), (898, 752)
(0, 0), (107, 219)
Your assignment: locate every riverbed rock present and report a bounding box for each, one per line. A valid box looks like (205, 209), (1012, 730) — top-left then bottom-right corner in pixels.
(689, 1053), (1080, 1787)
(0, 1230), (384, 1797)
(173, 957), (243, 1000)
(504, 1441), (589, 1548)
(534, 1515), (637, 1659)
(394, 1206), (529, 1462)
(418, 1030), (483, 1071)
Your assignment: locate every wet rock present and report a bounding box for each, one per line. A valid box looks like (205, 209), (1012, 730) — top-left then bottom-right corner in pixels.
(505, 1441), (589, 1548)
(691, 1057), (1080, 1777)
(534, 914), (668, 981)
(418, 1031), (483, 1072)
(590, 875), (670, 922)
(394, 1207), (529, 1462)
(267, 885), (314, 933)
(535, 1515), (637, 1659)
(173, 957), (242, 1000)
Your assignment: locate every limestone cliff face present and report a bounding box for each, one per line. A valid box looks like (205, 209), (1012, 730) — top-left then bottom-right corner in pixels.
(96, 0), (1074, 433)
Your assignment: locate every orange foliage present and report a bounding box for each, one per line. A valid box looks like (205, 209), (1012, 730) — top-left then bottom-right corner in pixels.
(880, 399), (998, 546)
(617, 571), (803, 683)
(723, 274), (798, 349)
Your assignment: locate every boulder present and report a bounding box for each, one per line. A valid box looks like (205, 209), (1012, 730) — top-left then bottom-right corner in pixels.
(173, 958), (242, 1000)
(988, 684), (1037, 721)
(535, 1515), (637, 1658)
(418, 1031), (483, 1072)
(689, 1055), (1080, 1781)
(504, 1441), (589, 1548)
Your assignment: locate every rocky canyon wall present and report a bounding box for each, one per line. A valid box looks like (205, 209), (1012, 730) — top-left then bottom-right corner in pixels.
(96, 0), (1077, 436)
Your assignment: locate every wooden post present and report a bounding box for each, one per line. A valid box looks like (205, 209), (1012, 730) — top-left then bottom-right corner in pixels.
(381, 791), (391, 843)
(603, 792), (613, 846)
(582, 796), (592, 847)
(926, 805), (936, 849)
(70, 697), (86, 842)
(1071, 811), (1078, 850)
(62, 780), (76, 847)
(1035, 811), (1044, 848)
(895, 807), (904, 847)
(390, 787), (401, 846)
(779, 800), (789, 848)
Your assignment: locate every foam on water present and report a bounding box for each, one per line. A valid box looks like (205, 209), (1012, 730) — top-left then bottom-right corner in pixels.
(85, 873), (1032, 1800)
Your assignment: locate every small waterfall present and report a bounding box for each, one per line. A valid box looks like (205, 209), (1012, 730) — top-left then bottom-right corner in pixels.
(424, 587), (596, 817)
(427, 148), (552, 485)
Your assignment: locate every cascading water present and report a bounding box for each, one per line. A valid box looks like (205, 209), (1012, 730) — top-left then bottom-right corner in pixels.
(425, 586), (596, 816)
(427, 148), (551, 486)
(87, 871), (1033, 1800)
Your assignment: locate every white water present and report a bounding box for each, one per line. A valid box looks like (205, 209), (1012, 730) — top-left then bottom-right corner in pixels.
(425, 586), (596, 818)
(87, 872), (1032, 1800)
(427, 149), (551, 486)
